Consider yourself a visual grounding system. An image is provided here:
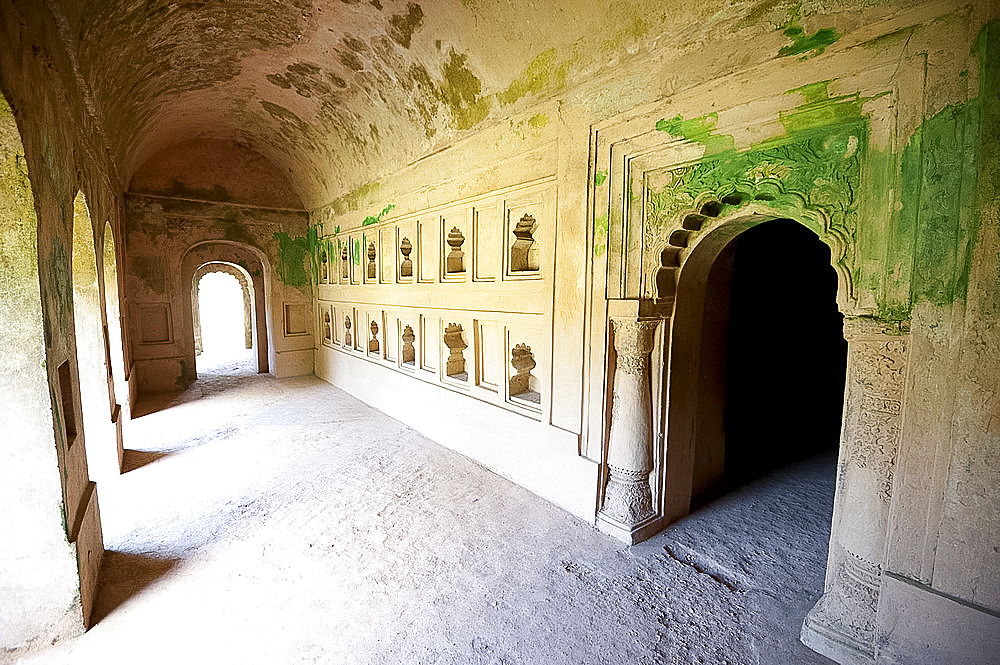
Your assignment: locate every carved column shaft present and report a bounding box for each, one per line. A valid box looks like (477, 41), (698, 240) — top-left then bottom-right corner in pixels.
(802, 317), (910, 665)
(598, 317), (659, 540)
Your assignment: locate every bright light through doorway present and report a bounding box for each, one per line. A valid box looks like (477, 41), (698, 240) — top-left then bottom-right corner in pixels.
(198, 271), (252, 373)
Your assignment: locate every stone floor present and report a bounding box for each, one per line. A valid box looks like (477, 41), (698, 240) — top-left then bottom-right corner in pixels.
(15, 349), (837, 665)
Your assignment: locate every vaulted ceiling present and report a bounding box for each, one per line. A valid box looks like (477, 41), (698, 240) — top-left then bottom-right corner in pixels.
(43, 0), (922, 210)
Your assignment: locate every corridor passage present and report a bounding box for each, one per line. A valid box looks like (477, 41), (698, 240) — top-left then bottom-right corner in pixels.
(17, 366), (836, 665)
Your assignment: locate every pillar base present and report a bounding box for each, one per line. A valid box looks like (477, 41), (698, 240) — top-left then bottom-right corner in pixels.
(595, 512), (663, 545)
(801, 605), (875, 665)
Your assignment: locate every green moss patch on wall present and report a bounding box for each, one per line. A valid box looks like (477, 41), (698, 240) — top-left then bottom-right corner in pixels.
(362, 203), (396, 226)
(497, 48), (568, 106)
(440, 49), (491, 130)
(330, 181), (382, 216)
(273, 227), (318, 288)
(777, 6), (839, 58)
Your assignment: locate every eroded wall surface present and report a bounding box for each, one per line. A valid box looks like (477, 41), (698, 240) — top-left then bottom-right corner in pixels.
(0, 1), (126, 649)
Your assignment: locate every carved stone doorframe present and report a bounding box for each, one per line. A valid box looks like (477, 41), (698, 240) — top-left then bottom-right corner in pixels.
(801, 316), (910, 665)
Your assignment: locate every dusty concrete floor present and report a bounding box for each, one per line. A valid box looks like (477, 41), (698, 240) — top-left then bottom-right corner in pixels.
(16, 349), (837, 665)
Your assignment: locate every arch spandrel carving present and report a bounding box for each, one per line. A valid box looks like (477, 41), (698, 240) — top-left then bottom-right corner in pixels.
(640, 124), (870, 317)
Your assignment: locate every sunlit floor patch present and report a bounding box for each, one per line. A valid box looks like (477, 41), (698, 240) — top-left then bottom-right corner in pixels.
(24, 372), (836, 665)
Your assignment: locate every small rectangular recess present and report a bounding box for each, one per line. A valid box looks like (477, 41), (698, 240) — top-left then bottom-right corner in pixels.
(337, 238), (349, 283)
(505, 327), (542, 412)
(379, 227), (394, 284)
(361, 232), (375, 284)
(57, 360), (78, 447)
(138, 303), (172, 344)
(283, 302), (309, 336)
(383, 312), (397, 362)
(475, 319), (500, 393)
(320, 303), (334, 347)
(331, 305), (340, 344)
(417, 218), (437, 284)
(504, 199), (544, 281)
(441, 209), (468, 283)
(419, 315), (438, 372)
(399, 319), (417, 369)
(473, 203), (498, 282)
(350, 236), (361, 285)
(396, 221), (415, 283)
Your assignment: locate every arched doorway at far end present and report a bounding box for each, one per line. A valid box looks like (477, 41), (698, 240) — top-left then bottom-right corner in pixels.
(668, 217), (848, 512)
(191, 261), (258, 374)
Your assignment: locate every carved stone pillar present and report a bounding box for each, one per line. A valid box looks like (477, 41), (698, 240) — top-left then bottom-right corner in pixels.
(597, 316), (659, 543)
(802, 317), (910, 665)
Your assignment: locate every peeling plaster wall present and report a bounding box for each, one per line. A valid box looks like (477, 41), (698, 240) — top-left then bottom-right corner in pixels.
(0, 1), (126, 648)
(124, 195), (313, 392)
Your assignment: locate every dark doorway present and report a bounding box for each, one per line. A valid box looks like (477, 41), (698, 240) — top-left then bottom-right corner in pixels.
(692, 218), (847, 505)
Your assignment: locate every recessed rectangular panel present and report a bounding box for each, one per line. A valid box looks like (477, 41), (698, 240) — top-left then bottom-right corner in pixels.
(475, 320), (500, 392)
(350, 236), (361, 284)
(400, 319), (416, 368)
(396, 221), (416, 282)
(441, 209), (468, 282)
(473, 203), (499, 282)
(319, 304), (333, 346)
(420, 315), (438, 372)
(331, 305), (340, 344)
(138, 303), (172, 344)
(337, 238), (349, 283)
(417, 218), (437, 283)
(380, 227), (394, 283)
(384, 312), (397, 362)
(504, 199), (544, 280)
(362, 232), (377, 283)
(283, 303), (308, 336)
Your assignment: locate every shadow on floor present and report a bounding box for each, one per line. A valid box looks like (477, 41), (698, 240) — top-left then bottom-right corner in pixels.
(89, 551), (181, 627)
(131, 391), (185, 418)
(121, 449), (171, 473)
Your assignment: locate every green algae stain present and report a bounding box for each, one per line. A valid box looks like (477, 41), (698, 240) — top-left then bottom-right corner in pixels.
(498, 48), (568, 106)
(527, 113), (550, 129)
(594, 170), (608, 187)
(440, 49), (491, 130)
(778, 7), (839, 58)
(654, 113), (735, 156)
(593, 212), (609, 257)
(273, 227), (318, 289)
(779, 81), (886, 138)
(362, 203), (396, 226)
(331, 181), (381, 216)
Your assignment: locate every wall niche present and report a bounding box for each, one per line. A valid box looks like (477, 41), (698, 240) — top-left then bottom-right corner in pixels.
(401, 324), (416, 365)
(399, 236), (413, 278)
(444, 323), (468, 381)
(446, 227), (465, 274)
(320, 251), (329, 283)
(510, 343), (540, 404)
(368, 319), (380, 354)
(322, 309), (332, 345)
(340, 243), (349, 280)
(344, 314), (353, 348)
(510, 214), (539, 273)
(366, 241), (377, 280)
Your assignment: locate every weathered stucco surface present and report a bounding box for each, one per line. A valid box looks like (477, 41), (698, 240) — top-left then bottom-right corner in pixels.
(0, 0), (997, 663)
